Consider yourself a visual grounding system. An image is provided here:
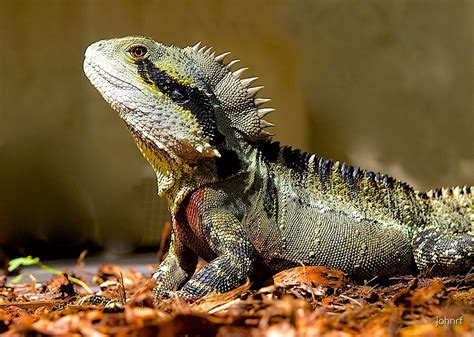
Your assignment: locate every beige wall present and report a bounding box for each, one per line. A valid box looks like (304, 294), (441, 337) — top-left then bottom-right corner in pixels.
(0, 0), (472, 255)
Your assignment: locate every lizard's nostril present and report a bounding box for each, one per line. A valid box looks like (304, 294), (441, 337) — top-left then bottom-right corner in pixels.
(93, 42), (105, 50)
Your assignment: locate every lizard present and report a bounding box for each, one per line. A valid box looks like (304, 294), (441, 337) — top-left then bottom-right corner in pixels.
(83, 36), (473, 302)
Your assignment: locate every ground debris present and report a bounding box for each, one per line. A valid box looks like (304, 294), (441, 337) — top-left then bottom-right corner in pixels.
(0, 264), (472, 336)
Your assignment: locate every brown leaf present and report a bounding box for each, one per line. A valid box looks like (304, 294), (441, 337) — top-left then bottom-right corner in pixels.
(158, 314), (225, 337)
(47, 273), (76, 298)
(191, 278), (252, 313)
(124, 306), (161, 326)
(0, 261), (471, 337)
(273, 266), (349, 289)
(394, 280), (445, 307)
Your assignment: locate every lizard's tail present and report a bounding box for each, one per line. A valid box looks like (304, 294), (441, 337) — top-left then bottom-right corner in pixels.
(420, 186), (473, 233)
(412, 186), (473, 275)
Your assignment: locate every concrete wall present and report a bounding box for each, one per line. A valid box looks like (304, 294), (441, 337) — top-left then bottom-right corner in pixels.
(0, 0), (472, 257)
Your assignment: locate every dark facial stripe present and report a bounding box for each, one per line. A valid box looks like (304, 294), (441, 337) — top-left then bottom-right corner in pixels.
(137, 63), (153, 85)
(137, 60), (224, 146)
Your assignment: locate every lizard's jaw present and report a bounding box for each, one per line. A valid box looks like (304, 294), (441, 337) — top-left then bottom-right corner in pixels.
(84, 57), (180, 159)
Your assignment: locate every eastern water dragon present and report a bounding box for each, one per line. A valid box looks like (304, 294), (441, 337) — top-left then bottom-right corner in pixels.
(83, 36), (473, 302)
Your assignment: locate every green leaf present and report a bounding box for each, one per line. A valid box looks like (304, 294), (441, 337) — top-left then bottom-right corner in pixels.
(8, 256), (40, 272)
(6, 274), (25, 286)
(67, 275), (93, 294)
(38, 263), (93, 293)
(39, 263), (61, 275)
(6, 256), (93, 293)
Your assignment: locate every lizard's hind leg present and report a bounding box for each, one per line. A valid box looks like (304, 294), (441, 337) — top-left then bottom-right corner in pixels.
(412, 227), (473, 275)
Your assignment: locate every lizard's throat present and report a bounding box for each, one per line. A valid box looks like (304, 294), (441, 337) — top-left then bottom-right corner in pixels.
(130, 131), (208, 214)
(130, 132), (182, 197)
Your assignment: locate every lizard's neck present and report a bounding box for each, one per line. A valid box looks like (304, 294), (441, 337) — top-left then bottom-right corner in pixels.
(138, 124), (264, 215)
(218, 130), (261, 168)
(161, 135), (261, 214)
(132, 134), (203, 213)
(161, 159), (221, 215)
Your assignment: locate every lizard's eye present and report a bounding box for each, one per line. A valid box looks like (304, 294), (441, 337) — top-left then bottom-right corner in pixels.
(128, 45), (148, 60)
(170, 85), (189, 104)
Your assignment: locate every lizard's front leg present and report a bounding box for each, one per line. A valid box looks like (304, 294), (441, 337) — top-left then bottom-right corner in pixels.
(177, 210), (256, 299)
(152, 234), (197, 302)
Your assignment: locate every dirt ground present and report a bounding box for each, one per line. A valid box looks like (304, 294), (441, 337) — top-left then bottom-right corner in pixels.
(0, 256), (472, 337)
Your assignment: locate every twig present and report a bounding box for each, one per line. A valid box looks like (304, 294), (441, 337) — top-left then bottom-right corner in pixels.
(75, 250), (88, 275)
(29, 274), (37, 293)
(340, 294), (363, 307)
(119, 272), (127, 305)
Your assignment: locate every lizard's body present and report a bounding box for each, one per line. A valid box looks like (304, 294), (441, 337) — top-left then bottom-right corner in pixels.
(84, 36), (473, 300)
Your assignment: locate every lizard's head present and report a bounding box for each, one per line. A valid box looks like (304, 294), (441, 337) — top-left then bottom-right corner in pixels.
(84, 36), (274, 162)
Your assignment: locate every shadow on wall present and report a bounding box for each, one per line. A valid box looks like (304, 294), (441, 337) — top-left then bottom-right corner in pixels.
(0, 0), (472, 258)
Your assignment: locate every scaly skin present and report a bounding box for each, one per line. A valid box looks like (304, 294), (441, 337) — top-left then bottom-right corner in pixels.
(83, 36), (473, 302)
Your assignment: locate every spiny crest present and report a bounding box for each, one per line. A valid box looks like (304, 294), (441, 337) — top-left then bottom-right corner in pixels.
(422, 186), (472, 200)
(422, 186), (474, 231)
(186, 42), (275, 141)
(256, 140), (408, 192)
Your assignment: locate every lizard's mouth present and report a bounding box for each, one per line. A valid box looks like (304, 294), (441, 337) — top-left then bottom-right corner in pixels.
(83, 58), (144, 116)
(128, 124), (170, 155)
(84, 59), (137, 90)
